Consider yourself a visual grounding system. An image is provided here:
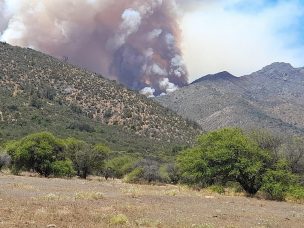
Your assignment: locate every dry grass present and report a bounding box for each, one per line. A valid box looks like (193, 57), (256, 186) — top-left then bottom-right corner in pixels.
(0, 173), (304, 228)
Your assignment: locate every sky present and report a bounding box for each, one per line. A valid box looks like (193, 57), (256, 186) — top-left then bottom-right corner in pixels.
(1, 0), (304, 84)
(181, 0), (304, 80)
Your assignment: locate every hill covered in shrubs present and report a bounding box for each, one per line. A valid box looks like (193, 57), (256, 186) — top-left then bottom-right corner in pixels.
(0, 42), (200, 154)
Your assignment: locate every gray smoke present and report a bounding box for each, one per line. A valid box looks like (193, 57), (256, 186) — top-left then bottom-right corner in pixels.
(0, 0), (197, 96)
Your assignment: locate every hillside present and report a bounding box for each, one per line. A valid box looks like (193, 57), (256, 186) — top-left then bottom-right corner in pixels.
(0, 42), (200, 153)
(156, 62), (304, 135)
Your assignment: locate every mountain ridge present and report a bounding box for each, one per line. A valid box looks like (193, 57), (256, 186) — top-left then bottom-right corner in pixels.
(157, 62), (304, 135)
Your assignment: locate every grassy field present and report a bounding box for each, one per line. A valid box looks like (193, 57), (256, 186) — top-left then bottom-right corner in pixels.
(0, 173), (303, 228)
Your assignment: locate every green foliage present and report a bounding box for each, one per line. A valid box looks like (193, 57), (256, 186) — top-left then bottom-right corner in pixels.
(105, 155), (136, 179)
(177, 128), (272, 194)
(166, 163), (180, 184)
(208, 185), (225, 194)
(124, 168), (144, 183)
(51, 160), (75, 177)
(287, 185), (304, 202)
(159, 165), (170, 183)
(64, 138), (111, 179)
(261, 160), (298, 201)
(6, 132), (65, 177)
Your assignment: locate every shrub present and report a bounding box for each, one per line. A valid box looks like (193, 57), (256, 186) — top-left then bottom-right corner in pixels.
(51, 160), (75, 177)
(0, 149), (11, 171)
(64, 138), (111, 179)
(261, 160), (298, 201)
(209, 185), (225, 194)
(135, 158), (162, 183)
(6, 132), (66, 177)
(67, 122), (95, 133)
(159, 165), (170, 183)
(166, 163), (180, 184)
(177, 128), (272, 194)
(287, 185), (304, 202)
(105, 155), (136, 179)
(124, 168), (143, 183)
(30, 96), (43, 108)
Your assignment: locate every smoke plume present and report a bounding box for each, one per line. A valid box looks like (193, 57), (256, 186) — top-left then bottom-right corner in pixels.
(0, 0), (190, 96)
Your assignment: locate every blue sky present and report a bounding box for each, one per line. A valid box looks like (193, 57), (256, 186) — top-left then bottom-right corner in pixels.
(181, 0), (304, 80)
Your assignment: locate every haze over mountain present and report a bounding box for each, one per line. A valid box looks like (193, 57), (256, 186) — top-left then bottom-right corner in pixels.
(156, 62), (304, 135)
(0, 42), (200, 152)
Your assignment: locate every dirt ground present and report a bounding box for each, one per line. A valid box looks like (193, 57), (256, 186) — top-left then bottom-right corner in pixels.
(0, 173), (303, 228)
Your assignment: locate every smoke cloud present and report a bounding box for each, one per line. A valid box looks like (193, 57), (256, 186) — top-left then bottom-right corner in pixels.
(0, 0), (191, 96)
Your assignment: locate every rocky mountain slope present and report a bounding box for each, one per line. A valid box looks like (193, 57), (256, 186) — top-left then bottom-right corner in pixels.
(156, 62), (304, 135)
(0, 42), (200, 152)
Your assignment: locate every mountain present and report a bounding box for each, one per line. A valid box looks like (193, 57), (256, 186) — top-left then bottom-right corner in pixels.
(0, 42), (200, 153)
(191, 71), (237, 84)
(156, 62), (304, 135)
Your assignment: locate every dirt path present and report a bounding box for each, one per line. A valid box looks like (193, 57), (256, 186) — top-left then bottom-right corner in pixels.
(0, 174), (303, 228)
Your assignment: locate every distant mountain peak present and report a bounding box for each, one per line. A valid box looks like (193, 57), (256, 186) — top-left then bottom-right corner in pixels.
(191, 71), (237, 84)
(260, 62), (294, 73)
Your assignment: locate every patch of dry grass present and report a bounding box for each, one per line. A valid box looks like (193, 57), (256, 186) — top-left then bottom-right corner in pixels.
(74, 191), (104, 200)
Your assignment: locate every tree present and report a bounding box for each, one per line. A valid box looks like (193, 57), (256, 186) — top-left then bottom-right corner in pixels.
(6, 132), (66, 177)
(177, 128), (272, 194)
(280, 137), (304, 174)
(64, 138), (111, 179)
(248, 129), (283, 161)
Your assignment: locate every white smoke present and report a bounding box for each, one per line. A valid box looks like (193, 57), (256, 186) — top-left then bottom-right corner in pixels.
(160, 78), (178, 94)
(140, 87), (156, 97)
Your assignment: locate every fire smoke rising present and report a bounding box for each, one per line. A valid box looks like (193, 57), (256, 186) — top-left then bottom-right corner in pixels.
(0, 0), (191, 96)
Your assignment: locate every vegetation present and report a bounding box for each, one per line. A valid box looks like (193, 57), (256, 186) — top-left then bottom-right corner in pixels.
(177, 128), (304, 200)
(0, 147), (11, 171)
(1, 127), (303, 202)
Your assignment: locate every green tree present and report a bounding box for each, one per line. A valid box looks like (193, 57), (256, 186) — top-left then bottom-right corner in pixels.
(105, 155), (136, 179)
(262, 160), (298, 200)
(64, 138), (111, 179)
(6, 132), (65, 177)
(177, 128), (272, 194)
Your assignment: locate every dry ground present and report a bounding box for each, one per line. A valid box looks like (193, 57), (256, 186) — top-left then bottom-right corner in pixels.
(0, 173), (303, 228)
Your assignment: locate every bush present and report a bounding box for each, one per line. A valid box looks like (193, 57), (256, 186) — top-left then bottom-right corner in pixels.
(208, 185), (225, 194)
(287, 185), (304, 202)
(159, 165), (170, 183)
(6, 132), (66, 177)
(52, 160), (75, 177)
(135, 158), (162, 183)
(177, 128), (272, 194)
(105, 155), (136, 179)
(30, 96), (43, 108)
(261, 160), (298, 201)
(124, 168), (143, 183)
(0, 152), (11, 171)
(67, 122), (95, 133)
(64, 138), (111, 179)
(166, 163), (180, 184)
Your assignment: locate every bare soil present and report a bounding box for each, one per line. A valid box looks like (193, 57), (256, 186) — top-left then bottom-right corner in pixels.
(0, 173), (303, 228)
